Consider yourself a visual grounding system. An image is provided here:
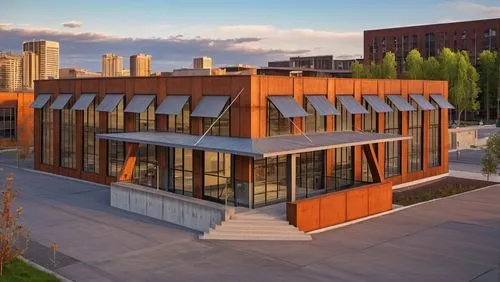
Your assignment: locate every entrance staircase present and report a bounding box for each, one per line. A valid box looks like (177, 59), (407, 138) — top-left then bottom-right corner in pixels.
(199, 211), (312, 241)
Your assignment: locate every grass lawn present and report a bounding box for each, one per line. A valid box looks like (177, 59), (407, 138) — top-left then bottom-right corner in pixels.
(0, 259), (59, 282)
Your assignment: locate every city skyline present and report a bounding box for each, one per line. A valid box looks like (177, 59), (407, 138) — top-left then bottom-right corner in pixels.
(1, 0), (499, 71)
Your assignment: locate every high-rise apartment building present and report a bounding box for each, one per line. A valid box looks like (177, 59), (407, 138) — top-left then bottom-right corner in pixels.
(22, 51), (39, 89)
(101, 53), (124, 77)
(130, 53), (152, 76)
(22, 40), (60, 80)
(193, 56), (212, 69)
(0, 52), (23, 91)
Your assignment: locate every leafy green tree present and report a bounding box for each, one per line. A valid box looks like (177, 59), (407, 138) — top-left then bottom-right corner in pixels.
(478, 50), (498, 120)
(351, 61), (365, 78)
(449, 51), (479, 125)
(437, 48), (457, 85)
(482, 152), (497, 181)
(405, 49), (424, 79)
(423, 57), (441, 80)
(379, 51), (397, 79)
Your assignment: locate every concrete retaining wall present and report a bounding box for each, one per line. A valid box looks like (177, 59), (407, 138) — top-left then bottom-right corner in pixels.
(111, 182), (234, 232)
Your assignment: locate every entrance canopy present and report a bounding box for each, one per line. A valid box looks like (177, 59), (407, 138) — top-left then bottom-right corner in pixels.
(97, 131), (410, 159)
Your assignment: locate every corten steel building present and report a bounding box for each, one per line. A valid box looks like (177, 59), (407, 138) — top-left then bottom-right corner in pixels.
(33, 76), (451, 230)
(0, 92), (34, 148)
(364, 18), (499, 69)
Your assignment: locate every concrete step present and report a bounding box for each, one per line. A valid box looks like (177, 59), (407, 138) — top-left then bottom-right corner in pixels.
(231, 214), (285, 220)
(207, 227), (305, 235)
(210, 225), (299, 232)
(220, 219), (291, 226)
(200, 233), (312, 241)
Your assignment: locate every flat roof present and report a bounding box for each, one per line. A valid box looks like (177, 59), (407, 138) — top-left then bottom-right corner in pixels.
(96, 131), (410, 159)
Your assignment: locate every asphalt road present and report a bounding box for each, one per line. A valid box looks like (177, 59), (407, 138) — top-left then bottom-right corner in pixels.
(0, 165), (499, 282)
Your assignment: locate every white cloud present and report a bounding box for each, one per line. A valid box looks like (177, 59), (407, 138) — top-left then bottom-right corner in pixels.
(442, 1), (500, 17)
(62, 21), (82, 28)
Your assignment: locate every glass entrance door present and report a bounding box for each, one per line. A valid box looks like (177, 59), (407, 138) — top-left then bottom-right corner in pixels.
(203, 151), (233, 204)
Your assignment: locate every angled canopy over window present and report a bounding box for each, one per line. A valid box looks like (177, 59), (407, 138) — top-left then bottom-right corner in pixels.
(156, 95), (190, 115)
(363, 95), (392, 113)
(124, 95), (156, 113)
(96, 94), (124, 112)
(337, 95), (368, 114)
(49, 94), (73, 110)
(71, 94), (96, 111)
(305, 95), (339, 116)
(191, 96), (230, 118)
(31, 94), (52, 109)
(430, 94), (455, 109)
(268, 96), (308, 118)
(410, 94), (435, 110)
(386, 95), (415, 112)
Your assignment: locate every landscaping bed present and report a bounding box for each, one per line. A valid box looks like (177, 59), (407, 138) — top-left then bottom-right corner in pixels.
(393, 177), (495, 206)
(0, 259), (59, 282)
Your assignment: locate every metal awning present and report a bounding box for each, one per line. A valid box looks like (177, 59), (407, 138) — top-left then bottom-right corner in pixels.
(386, 95), (415, 112)
(49, 94), (73, 110)
(268, 96), (308, 118)
(337, 95), (368, 114)
(96, 94), (124, 112)
(156, 95), (190, 115)
(31, 94), (52, 109)
(363, 95), (392, 113)
(410, 94), (435, 110)
(191, 96), (229, 118)
(97, 131), (410, 159)
(124, 95), (156, 113)
(305, 95), (339, 116)
(430, 94), (454, 109)
(71, 94), (96, 111)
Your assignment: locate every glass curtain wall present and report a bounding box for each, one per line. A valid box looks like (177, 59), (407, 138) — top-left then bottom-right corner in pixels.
(408, 100), (423, 172)
(83, 99), (99, 173)
(297, 97), (325, 198)
(41, 98), (54, 165)
(384, 98), (402, 178)
(60, 99), (76, 168)
(203, 101), (232, 203)
(332, 99), (354, 190)
(429, 101), (441, 167)
(167, 99), (192, 195)
(134, 100), (157, 187)
(267, 100), (291, 136)
(0, 108), (16, 140)
(107, 100), (124, 177)
(361, 101), (377, 182)
(253, 156), (288, 207)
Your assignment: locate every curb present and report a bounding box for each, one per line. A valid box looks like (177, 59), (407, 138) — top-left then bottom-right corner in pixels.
(0, 163), (109, 189)
(18, 256), (74, 282)
(309, 182), (500, 235)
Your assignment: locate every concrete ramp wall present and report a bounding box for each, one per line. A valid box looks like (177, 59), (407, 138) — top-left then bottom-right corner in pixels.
(111, 182), (234, 232)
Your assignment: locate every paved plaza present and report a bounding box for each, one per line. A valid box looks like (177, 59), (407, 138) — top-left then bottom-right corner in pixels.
(0, 163), (498, 282)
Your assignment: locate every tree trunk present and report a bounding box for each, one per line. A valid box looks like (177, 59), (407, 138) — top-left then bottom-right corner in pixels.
(457, 110), (463, 126)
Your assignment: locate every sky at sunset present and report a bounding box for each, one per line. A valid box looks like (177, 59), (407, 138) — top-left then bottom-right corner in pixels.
(1, 0), (499, 71)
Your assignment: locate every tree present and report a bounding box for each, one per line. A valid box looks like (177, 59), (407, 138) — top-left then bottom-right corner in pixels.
(437, 48), (457, 85)
(0, 173), (30, 276)
(449, 51), (479, 125)
(481, 153), (497, 181)
(423, 56), (441, 80)
(351, 61), (365, 78)
(478, 50), (498, 121)
(405, 49), (424, 79)
(379, 51), (397, 79)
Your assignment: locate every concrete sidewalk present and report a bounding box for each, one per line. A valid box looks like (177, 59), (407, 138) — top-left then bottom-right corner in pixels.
(1, 165), (499, 282)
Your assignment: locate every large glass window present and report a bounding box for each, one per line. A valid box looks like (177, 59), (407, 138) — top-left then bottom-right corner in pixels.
(304, 98), (325, 133)
(0, 108), (16, 140)
(333, 99), (354, 189)
(361, 101), (377, 182)
(107, 99), (124, 177)
(424, 32), (436, 57)
(429, 101), (441, 168)
(385, 98), (402, 178)
(484, 28), (498, 50)
(253, 156), (288, 207)
(169, 148), (193, 196)
(134, 100), (157, 187)
(203, 100), (230, 137)
(41, 99), (53, 165)
(83, 98), (99, 173)
(408, 99), (423, 172)
(296, 151), (324, 198)
(60, 99), (76, 169)
(204, 151), (232, 203)
(267, 100), (291, 136)
(168, 98), (190, 134)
